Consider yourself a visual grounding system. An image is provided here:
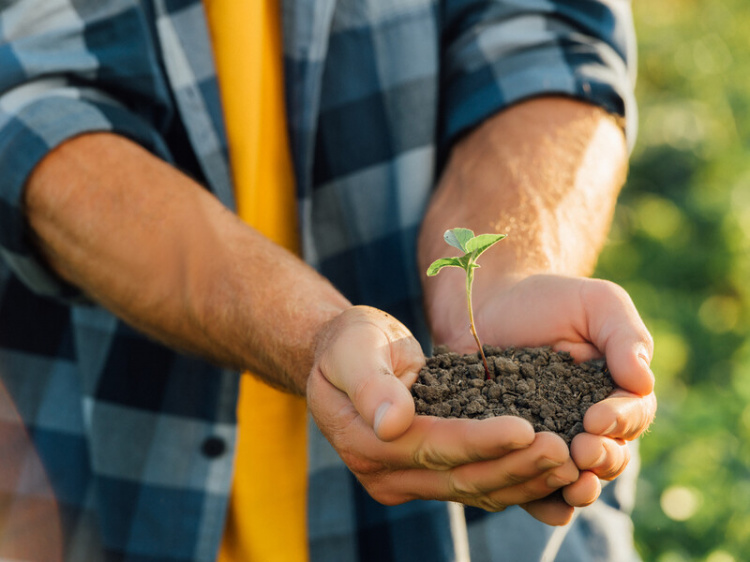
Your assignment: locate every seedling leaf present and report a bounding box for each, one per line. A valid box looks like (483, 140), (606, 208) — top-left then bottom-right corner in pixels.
(443, 228), (475, 252)
(427, 228), (508, 379)
(464, 233), (507, 257)
(426, 257), (465, 276)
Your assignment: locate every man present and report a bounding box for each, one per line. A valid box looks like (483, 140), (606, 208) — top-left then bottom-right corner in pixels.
(0, 0), (656, 561)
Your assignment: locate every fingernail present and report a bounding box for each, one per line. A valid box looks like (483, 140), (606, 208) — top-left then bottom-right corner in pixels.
(374, 402), (391, 434)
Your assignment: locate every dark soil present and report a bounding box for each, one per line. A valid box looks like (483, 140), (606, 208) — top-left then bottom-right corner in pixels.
(411, 345), (615, 445)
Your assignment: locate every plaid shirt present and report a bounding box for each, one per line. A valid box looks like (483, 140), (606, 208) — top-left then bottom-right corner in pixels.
(0, 1), (640, 561)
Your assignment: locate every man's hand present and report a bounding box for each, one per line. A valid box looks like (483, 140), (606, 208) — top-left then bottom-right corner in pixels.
(426, 274), (656, 504)
(307, 306), (597, 526)
(417, 97), (656, 520)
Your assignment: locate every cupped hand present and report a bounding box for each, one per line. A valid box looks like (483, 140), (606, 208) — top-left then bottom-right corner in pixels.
(307, 305), (587, 524)
(427, 274), (657, 504)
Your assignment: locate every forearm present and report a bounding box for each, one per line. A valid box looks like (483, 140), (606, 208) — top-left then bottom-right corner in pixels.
(419, 97), (628, 337)
(24, 132), (350, 394)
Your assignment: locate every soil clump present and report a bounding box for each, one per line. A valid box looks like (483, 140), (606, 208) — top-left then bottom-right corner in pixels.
(412, 345), (615, 445)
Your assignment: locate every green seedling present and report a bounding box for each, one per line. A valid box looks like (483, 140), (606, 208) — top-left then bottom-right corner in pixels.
(427, 228), (507, 379)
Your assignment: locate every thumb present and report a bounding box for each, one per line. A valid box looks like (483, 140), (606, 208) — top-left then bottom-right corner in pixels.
(582, 280), (655, 396)
(315, 306), (424, 441)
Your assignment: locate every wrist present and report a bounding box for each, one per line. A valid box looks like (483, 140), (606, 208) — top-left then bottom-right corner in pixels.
(419, 97), (627, 280)
(196, 236), (352, 395)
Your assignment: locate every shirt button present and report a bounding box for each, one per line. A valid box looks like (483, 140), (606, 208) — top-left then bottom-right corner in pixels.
(201, 436), (226, 459)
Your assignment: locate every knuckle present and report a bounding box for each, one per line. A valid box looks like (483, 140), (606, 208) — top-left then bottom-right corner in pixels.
(338, 448), (382, 477)
(584, 279), (641, 318)
(502, 469), (531, 488)
(349, 458), (381, 476)
(617, 410), (641, 439)
(447, 472), (480, 498)
(599, 465), (624, 481)
(412, 445), (449, 471)
(642, 329), (656, 355)
(609, 450), (630, 480)
(364, 481), (408, 506)
(584, 278), (623, 301)
(473, 497), (508, 513)
(598, 443), (629, 480)
(604, 279), (631, 301)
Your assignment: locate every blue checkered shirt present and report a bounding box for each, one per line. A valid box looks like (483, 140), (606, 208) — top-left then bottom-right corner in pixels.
(0, 0), (640, 560)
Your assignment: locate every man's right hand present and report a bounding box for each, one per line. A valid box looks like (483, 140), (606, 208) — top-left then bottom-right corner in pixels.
(307, 306), (594, 525)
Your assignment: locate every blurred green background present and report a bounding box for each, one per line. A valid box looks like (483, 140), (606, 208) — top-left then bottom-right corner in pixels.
(593, 1), (750, 560)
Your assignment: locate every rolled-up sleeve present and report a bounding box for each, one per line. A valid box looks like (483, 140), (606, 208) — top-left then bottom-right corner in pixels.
(0, 0), (173, 300)
(440, 0), (637, 151)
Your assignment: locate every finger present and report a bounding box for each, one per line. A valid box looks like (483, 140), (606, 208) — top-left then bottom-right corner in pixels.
(583, 390), (657, 440)
(375, 414), (537, 471)
(570, 433), (630, 480)
(348, 416), (538, 506)
(522, 495), (576, 526)
(370, 433), (577, 509)
(581, 281), (655, 396)
(445, 431), (572, 496)
(466, 459), (579, 512)
(318, 307), (424, 441)
(561, 471), (601, 507)
(604, 338), (655, 397)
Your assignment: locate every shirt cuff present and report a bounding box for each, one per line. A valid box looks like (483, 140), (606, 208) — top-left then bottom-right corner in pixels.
(441, 15), (637, 154)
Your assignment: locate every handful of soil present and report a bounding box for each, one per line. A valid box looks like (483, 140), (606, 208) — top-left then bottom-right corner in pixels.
(411, 345), (615, 445)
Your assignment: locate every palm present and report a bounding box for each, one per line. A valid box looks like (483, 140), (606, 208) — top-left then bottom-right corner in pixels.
(434, 275), (597, 360)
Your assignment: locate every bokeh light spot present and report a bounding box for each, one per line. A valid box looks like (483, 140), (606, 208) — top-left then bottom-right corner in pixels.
(660, 485), (702, 521)
(706, 550), (736, 562)
(651, 327), (689, 384)
(635, 195), (686, 241)
(698, 295), (741, 333)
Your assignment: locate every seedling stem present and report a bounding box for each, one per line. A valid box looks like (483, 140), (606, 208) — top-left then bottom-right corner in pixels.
(426, 228), (507, 380)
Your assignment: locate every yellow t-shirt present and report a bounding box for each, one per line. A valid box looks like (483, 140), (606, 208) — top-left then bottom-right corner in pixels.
(203, 1), (308, 561)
